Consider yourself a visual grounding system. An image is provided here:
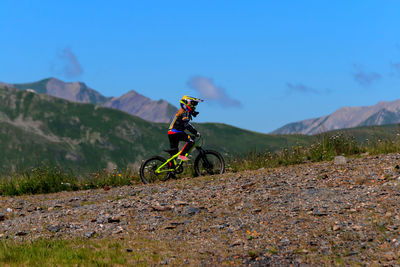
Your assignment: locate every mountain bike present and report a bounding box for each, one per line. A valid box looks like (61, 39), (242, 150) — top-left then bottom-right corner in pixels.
(139, 136), (225, 184)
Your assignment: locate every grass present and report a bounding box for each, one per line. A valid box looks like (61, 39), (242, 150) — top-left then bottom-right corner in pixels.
(2, 132), (400, 197)
(0, 238), (168, 267)
(227, 132), (400, 172)
(0, 165), (139, 196)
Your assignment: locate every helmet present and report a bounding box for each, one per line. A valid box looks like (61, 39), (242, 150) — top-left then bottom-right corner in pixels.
(180, 95), (203, 112)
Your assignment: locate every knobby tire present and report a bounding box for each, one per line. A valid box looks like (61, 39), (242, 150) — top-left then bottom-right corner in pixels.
(194, 150), (225, 177)
(140, 156), (171, 184)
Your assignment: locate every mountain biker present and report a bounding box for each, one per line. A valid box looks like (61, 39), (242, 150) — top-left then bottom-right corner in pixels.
(168, 95), (203, 161)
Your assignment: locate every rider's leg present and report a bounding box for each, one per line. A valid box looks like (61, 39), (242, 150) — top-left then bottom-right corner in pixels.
(168, 134), (180, 168)
(180, 134), (195, 157)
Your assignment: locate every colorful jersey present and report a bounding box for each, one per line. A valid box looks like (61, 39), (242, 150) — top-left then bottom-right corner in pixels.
(168, 108), (197, 135)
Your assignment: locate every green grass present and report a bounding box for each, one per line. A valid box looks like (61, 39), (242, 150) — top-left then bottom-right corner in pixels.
(0, 238), (158, 266)
(227, 131), (400, 172)
(2, 131), (400, 196)
(0, 237), (198, 266)
(0, 165), (138, 196)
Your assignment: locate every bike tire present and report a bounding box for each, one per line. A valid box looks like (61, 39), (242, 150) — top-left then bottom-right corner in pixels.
(140, 156), (171, 184)
(194, 150), (225, 177)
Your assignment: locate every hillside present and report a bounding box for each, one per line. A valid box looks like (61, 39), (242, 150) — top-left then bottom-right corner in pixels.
(0, 85), (311, 174)
(7, 78), (178, 123)
(1, 153), (400, 265)
(273, 99), (400, 135)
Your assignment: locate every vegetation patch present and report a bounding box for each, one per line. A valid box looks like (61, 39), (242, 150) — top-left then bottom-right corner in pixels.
(0, 237), (196, 266)
(228, 132), (400, 172)
(0, 165), (139, 196)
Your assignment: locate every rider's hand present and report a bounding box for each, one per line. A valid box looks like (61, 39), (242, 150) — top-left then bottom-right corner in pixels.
(196, 132), (201, 138)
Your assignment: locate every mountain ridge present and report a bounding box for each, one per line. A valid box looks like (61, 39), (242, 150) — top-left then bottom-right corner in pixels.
(273, 99), (400, 135)
(5, 78), (177, 123)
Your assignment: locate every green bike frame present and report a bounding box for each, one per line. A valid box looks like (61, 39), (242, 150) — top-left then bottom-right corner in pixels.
(154, 142), (199, 174)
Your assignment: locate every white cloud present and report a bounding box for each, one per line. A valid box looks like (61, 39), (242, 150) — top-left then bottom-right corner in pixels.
(187, 76), (241, 107)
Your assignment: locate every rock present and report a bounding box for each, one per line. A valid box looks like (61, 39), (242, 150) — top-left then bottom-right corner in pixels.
(174, 200), (188, 206)
(231, 239), (244, 247)
(108, 216), (121, 223)
(186, 207), (200, 216)
(112, 226), (124, 234)
(84, 231), (96, 238)
(210, 225), (225, 230)
(164, 225), (177, 230)
(281, 238), (290, 244)
(332, 225), (341, 231)
(47, 225), (61, 233)
(170, 221), (185, 226)
(16, 231), (27, 236)
(103, 185), (111, 191)
(241, 182), (255, 189)
(334, 156), (347, 165)
(126, 248), (133, 253)
(96, 217), (107, 224)
(312, 210), (328, 216)
(151, 205), (172, 211)
(161, 257), (169, 265)
(0, 212), (6, 221)
(6, 208), (12, 213)
(346, 250), (359, 256)
(384, 252), (396, 261)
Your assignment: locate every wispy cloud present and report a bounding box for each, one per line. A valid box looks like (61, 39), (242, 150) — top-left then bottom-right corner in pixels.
(390, 61), (400, 76)
(352, 65), (381, 87)
(51, 47), (84, 79)
(285, 82), (330, 95)
(353, 71), (381, 87)
(187, 76), (241, 107)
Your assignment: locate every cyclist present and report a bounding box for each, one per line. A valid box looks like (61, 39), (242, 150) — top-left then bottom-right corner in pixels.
(168, 95), (202, 161)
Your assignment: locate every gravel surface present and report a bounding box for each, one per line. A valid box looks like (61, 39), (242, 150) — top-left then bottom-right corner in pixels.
(1, 153), (400, 266)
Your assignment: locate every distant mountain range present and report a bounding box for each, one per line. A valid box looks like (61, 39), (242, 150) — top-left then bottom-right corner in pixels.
(0, 78), (177, 123)
(273, 99), (400, 135)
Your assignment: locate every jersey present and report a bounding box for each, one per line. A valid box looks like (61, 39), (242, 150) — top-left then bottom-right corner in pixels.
(168, 108), (197, 135)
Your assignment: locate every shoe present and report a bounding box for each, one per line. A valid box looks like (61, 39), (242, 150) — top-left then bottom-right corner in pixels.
(178, 155), (189, 161)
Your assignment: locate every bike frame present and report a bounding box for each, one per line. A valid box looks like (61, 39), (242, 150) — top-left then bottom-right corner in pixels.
(155, 141), (200, 174)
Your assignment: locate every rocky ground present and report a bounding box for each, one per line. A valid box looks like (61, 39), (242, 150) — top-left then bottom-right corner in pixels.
(1, 153), (400, 266)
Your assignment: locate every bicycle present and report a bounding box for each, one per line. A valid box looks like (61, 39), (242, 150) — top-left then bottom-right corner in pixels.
(139, 136), (225, 184)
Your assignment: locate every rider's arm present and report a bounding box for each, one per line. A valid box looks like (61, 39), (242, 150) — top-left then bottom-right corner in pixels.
(185, 122), (198, 135)
(182, 112), (198, 135)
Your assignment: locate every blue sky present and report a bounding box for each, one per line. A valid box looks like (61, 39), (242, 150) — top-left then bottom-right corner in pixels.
(1, 0), (400, 133)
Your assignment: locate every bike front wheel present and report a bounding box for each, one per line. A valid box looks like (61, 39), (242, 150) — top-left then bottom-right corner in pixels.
(140, 156), (172, 184)
(194, 150), (225, 177)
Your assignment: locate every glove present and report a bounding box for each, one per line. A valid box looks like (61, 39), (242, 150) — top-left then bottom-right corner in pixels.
(196, 132), (201, 138)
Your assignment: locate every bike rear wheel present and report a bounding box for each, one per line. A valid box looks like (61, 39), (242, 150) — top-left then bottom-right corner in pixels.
(194, 150), (225, 176)
(140, 156), (172, 184)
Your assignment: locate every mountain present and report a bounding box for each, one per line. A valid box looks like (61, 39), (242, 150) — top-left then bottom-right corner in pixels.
(103, 90), (177, 123)
(0, 84), (312, 174)
(7, 78), (177, 123)
(273, 99), (400, 135)
(10, 78), (110, 105)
